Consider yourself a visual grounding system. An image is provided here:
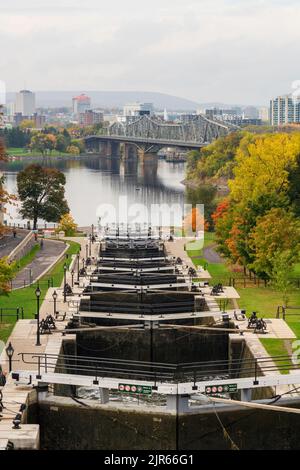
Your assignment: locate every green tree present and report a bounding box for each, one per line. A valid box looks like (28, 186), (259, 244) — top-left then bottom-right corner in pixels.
(17, 164), (69, 229)
(30, 132), (57, 155)
(248, 208), (300, 279)
(271, 251), (293, 307)
(55, 134), (67, 153)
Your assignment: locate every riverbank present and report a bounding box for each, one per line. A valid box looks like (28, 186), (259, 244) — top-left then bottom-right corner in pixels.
(6, 148), (91, 159)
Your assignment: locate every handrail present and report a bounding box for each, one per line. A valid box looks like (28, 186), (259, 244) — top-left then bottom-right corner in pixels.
(17, 352), (300, 384)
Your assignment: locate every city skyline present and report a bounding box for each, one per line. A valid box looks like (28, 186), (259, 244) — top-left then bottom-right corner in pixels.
(1, 0), (300, 105)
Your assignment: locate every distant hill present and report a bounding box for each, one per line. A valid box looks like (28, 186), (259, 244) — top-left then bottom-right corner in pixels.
(7, 90), (201, 111)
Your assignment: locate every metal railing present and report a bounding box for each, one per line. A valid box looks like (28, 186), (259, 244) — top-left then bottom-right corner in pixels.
(10, 277), (54, 290)
(18, 352), (300, 385)
(0, 307), (24, 321)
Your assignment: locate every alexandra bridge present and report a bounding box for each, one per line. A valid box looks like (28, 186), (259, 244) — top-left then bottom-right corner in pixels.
(84, 114), (236, 158)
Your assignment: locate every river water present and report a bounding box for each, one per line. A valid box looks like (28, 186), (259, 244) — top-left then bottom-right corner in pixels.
(0, 155), (186, 227)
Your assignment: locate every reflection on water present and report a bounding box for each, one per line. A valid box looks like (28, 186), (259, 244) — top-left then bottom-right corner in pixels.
(1, 155), (186, 227)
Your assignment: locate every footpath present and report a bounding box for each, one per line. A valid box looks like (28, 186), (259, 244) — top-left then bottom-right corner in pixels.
(12, 239), (67, 289)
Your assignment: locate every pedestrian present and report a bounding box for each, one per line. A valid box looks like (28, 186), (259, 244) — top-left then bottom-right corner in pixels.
(40, 238), (44, 249)
(13, 229), (17, 238)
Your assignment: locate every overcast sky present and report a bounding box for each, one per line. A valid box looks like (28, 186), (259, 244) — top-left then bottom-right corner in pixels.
(1, 0), (300, 105)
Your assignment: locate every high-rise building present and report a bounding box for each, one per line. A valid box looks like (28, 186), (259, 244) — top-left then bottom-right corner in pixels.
(72, 94), (91, 115)
(270, 94), (300, 125)
(15, 90), (36, 116)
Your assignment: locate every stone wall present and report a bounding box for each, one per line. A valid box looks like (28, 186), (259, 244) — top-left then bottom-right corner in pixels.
(32, 396), (300, 450)
(75, 327), (228, 365)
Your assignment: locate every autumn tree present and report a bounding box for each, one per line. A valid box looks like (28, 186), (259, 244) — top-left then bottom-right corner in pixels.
(229, 133), (300, 208)
(17, 164), (69, 229)
(20, 119), (35, 130)
(66, 145), (80, 155)
(0, 258), (14, 295)
(56, 213), (78, 236)
(248, 208), (300, 279)
(30, 132), (57, 155)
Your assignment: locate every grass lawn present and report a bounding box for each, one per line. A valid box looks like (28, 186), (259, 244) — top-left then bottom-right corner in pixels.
(187, 232), (235, 284)
(259, 338), (293, 374)
(7, 147), (69, 157)
(12, 243), (40, 275)
(0, 240), (81, 343)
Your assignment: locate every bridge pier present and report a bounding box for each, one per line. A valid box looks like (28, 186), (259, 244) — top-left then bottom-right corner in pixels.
(111, 141), (121, 158)
(123, 143), (137, 160)
(98, 141), (112, 157)
(136, 149), (158, 162)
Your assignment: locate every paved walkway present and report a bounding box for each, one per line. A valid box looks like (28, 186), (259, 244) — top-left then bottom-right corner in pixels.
(164, 238), (211, 279)
(0, 229), (29, 258)
(203, 243), (223, 263)
(12, 239), (67, 289)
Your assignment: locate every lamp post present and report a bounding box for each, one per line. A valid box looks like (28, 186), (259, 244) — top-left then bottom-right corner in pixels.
(52, 290), (58, 317)
(77, 252), (80, 282)
(89, 235), (92, 257)
(5, 342), (14, 373)
(85, 243), (88, 260)
(71, 269), (74, 288)
(91, 224), (94, 242)
(35, 286), (41, 346)
(63, 263), (67, 303)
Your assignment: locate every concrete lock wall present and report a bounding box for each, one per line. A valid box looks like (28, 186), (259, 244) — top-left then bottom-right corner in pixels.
(75, 328), (229, 365)
(29, 397), (300, 450)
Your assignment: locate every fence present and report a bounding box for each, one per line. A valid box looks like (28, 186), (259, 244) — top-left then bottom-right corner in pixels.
(18, 352), (300, 385)
(10, 277), (54, 290)
(276, 305), (300, 319)
(209, 277), (300, 289)
(0, 307), (24, 322)
(4, 222), (58, 230)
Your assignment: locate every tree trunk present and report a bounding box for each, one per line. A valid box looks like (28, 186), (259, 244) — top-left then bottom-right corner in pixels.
(33, 214), (38, 230)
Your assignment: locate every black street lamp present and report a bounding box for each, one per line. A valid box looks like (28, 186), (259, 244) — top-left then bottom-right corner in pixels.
(77, 252), (80, 282)
(85, 243), (88, 259)
(35, 286), (41, 346)
(63, 264), (67, 303)
(71, 269), (74, 288)
(89, 235), (92, 257)
(5, 342), (14, 373)
(52, 290), (58, 317)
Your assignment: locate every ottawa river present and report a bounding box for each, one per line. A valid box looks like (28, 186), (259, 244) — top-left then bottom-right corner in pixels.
(0, 155), (186, 227)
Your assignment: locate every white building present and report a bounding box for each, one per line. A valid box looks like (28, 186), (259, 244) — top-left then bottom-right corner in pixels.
(270, 94), (300, 126)
(123, 102), (154, 117)
(15, 90), (36, 116)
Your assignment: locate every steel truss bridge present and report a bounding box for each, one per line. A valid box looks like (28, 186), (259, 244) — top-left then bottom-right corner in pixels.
(84, 114), (237, 153)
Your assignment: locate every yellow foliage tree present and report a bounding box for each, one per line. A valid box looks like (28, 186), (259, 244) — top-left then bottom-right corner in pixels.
(229, 133), (300, 206)
(66, 145), (80, 155)
(56, 213), (78, 236)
